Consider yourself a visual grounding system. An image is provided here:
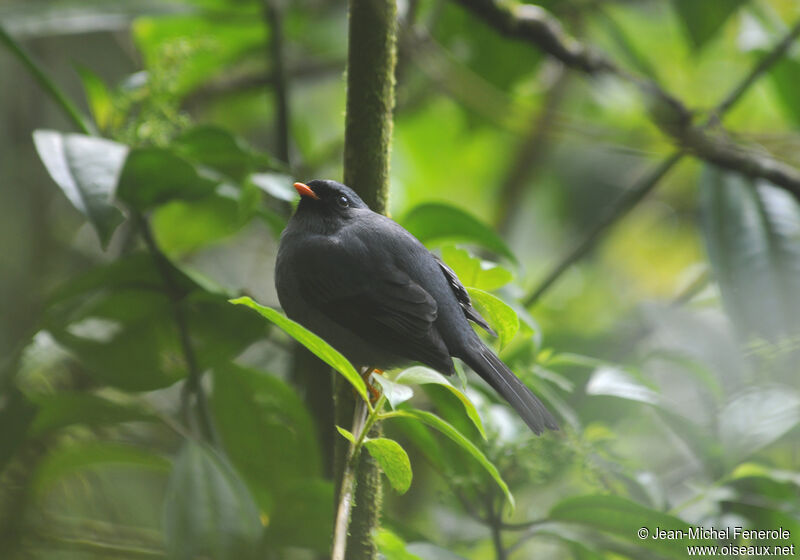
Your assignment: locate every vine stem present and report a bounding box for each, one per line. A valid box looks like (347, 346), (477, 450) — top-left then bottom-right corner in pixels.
(331, 392), (385, 560)
(0, 24), (94, 135)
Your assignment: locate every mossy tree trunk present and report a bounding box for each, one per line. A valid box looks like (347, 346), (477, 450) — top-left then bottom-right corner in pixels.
(335, 1), (398, 559)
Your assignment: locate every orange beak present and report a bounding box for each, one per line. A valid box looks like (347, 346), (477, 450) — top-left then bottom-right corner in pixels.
(294, 182), (319, 200)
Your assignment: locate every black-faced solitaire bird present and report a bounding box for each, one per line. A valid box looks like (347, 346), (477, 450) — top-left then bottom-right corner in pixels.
(275, 179), (557, 434)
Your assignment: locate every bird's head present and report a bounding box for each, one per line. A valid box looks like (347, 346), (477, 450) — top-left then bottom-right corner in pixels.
(292, 180), (370, 231)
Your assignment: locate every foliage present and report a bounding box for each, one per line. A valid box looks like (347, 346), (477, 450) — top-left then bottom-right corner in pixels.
(1, 0), (800, 559)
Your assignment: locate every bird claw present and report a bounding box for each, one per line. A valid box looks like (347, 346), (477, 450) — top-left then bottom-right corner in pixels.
(361, 367), (383, 404)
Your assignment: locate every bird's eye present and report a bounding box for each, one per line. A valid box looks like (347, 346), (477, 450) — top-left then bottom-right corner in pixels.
(336, 195), (349, 208)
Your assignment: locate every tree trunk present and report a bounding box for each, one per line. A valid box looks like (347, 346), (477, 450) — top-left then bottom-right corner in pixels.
(335, 1), (398, 558)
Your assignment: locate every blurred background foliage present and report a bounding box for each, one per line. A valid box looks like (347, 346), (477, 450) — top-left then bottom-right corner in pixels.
(1, 0), (800, 558)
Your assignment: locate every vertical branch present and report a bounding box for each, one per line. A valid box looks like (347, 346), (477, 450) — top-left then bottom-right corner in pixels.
(263, 0), (291, 164)
(336, 1), (398, 559)
(343, 0), (398, 213)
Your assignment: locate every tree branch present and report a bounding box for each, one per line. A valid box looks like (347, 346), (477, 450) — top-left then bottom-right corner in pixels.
(135, 215), (214, 443)
(519, 14), (800, 305)
(451, 0), (800, 196)
(336, 1), (398, 558)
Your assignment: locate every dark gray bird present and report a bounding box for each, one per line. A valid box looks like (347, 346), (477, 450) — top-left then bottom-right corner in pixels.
(275, 179), (557, 434)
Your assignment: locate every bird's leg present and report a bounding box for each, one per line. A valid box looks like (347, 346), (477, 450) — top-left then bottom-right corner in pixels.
(360, 367), (383, 404)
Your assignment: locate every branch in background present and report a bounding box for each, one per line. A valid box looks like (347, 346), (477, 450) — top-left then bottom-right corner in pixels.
(451, 0), (800, 197)
(182, 59), (343, 111)
(516, 14), (800, 306)
(523, 152), (683, 307)
(262, 0), (291, 165)
(494, 66), (571, 233)
(135, 215), (215, 443)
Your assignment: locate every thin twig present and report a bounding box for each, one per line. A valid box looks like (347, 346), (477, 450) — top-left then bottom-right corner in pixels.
(0, 24), (94, 135)
(331, 397), (370, 560)
(524, 152), (683, 306)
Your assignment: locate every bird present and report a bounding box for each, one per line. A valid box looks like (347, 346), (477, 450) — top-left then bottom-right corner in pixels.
(275, 179), (557, 435)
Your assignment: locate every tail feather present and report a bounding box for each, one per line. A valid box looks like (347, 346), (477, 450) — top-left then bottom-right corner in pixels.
(463, 344), (558, 435)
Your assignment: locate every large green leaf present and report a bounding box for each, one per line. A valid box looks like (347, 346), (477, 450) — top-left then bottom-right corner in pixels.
(174, 125), (272, 182)
(229, 297), (368, 402)
(401, 203), (516, 262)
(387, 409), (514, 508)
(163, 440), (262, 560)
(364, 437), (413, 494)
(673, 0), (747, 50)
(700, 166), (800, 342)
(393, 366), (486, 439)
(33, 130), (127, 248)
(117, 147), (217, 210)
(46, 264), (265, 391)
(549, 495), (702, 559)
(151, 194), (251, 257)
(212, 364), (320, 512)
(440, 245), (513, 291)
(33, 442), (169, 497)
(466, 287), (519, 349)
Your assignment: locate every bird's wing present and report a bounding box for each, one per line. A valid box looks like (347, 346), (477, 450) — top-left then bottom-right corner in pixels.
(295, 242), (452, 371)
(433, 254), (497, 337)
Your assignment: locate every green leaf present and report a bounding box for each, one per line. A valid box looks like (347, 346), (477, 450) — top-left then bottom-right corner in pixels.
(700, 166), (800, 341)
(719, 385), (800, 464)
(174, 125), (266, 182)
(46, 268), (265, 391)
(229, 297), (368, 403)
(76, 65), (113, 131)
(373, 376), (415, 409)
(770, 56), (800, 126)
(29, 392), (153, 437)
(33, 130), (127, 248)
(364, 437), (413, 494)
(250, 172), (297, 202)
(440, 246), (513, 291)
(336, 426), (356, 443)
(673, 0), (747, 50)
(117, 147), (217, 210)
(401, 203), (516, 262)
(163, 440), (262, 560)
(212, 364), (320, 512)
(394, 366), (486, 439)
(549, 494), (702, 559)
(376, 528), (423, 560)
(466, 287), (519, 349)
(585, 366), (660, 406)
(151, 194), (250, 257)
(33, 442), (169, 497)
(387, 409), (514, 508)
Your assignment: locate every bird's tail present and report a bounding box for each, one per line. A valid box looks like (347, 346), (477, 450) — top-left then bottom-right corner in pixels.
(462, 343), (558, 435)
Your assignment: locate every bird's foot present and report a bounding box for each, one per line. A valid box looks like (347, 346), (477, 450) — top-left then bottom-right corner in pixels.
(361, 368), (384, 404)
